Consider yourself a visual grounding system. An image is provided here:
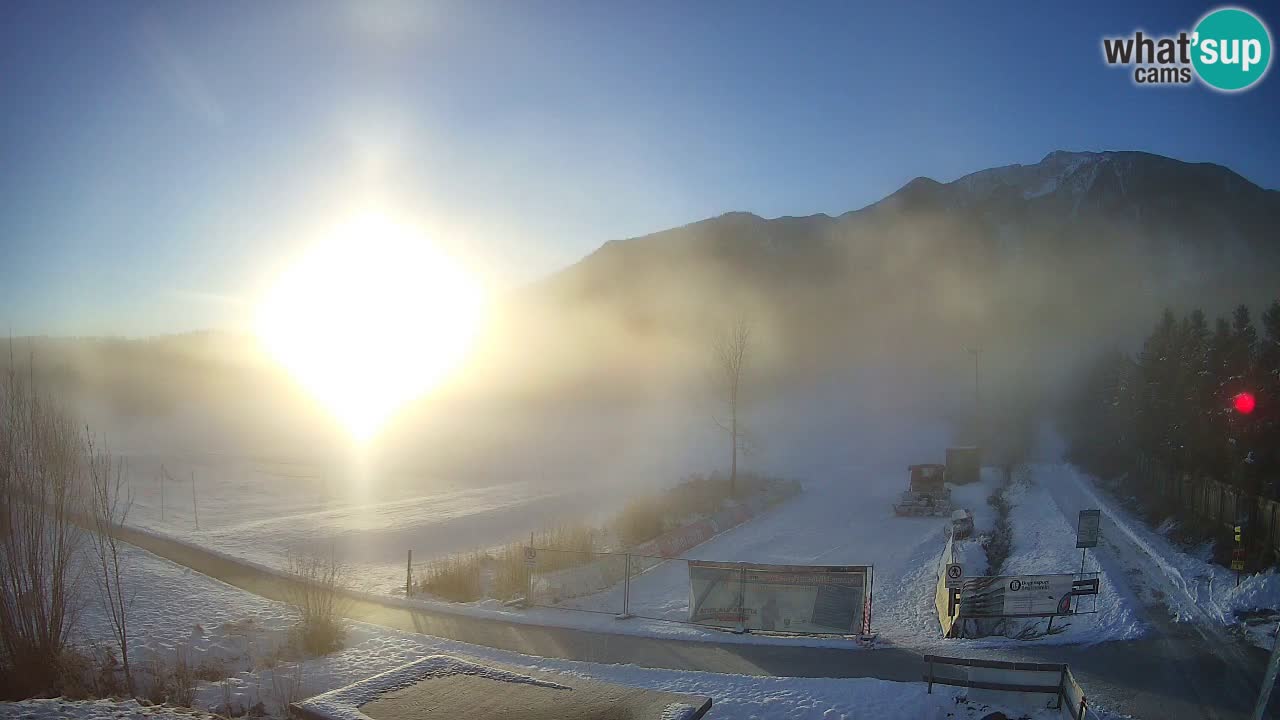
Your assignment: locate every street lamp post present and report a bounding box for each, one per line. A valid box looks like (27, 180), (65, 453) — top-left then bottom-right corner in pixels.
(966, 345), (982, 446)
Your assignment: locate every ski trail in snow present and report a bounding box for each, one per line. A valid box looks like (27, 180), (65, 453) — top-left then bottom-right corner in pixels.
(1045, 464), (1228, 625)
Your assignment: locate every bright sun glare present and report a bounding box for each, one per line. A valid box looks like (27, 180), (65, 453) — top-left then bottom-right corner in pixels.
(256, 213), (485, 442)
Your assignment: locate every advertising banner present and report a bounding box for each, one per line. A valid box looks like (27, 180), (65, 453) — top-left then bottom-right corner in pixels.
(688, 561), (871, 634)
(958, 574), (1076, 618)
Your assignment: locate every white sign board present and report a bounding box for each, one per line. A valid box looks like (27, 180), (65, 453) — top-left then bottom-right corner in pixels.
(959, 574), (1076, 618)
(523, 547), (537, 567)
(689, 561), (871, 634)
(1076, 509), (1101, 549)
(945, 563), (964, 589)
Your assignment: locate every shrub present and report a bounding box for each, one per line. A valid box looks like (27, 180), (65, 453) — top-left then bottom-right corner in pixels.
(490, 545), (528, 600)
(613, 496), (668, 546)
(141, 649), (196, 708)
(983, 476), (1014, 576)
(270, 661), (304, 715)
(283, 550), (349, 656)
(418, 552), (483, 602)
(0, 362), (88, 699)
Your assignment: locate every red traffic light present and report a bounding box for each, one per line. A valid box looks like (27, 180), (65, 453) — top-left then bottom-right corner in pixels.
(1233, 392), (1256, 415)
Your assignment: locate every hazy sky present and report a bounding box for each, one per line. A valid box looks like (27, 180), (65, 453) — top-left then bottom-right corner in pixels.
(4, 0), (1279, 336)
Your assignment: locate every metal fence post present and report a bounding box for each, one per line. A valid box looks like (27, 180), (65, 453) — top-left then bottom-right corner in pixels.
(621, 554), (632, 618)
(406, 549), (412, 596)
(735, 563), (747, 633)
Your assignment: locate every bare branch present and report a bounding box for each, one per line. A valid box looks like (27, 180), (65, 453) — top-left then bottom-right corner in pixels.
(87, 430), (135, 694)
(0, 351), (87, 694)
(710, 316), (752, 495)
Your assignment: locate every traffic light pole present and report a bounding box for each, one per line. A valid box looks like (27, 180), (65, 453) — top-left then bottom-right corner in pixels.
(1236, 523), (1245, 588)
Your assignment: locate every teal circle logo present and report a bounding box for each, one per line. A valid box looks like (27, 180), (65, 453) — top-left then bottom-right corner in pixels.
(1192, 7), (1272, 91)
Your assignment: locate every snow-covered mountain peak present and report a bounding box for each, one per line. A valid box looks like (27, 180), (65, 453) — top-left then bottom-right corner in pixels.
(951, 150), (1111, 205)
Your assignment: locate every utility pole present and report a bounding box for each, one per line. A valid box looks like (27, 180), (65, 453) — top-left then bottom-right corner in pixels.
(966, 344), (983, 446)
(191, 470), (199, 530)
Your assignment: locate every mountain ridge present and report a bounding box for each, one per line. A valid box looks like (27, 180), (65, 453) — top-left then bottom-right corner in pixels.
(527, 149), (1280, 382)
(577, 150), (1274, 242)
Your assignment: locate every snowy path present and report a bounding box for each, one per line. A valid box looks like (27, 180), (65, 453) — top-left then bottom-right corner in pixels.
(1034, 464), (1270, 719)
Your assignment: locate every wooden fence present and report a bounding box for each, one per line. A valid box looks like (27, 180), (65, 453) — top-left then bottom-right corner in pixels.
(923, 654), (1090, 719)
(1134, 455), (1280, 561)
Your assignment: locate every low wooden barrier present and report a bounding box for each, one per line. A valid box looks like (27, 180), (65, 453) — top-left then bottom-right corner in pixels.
(924, 654), (1090, 719)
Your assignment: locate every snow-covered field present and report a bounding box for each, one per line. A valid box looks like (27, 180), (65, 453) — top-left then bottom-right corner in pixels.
(66, 537), (1070, 720)
(114, 451), (623, 594)
(534, 461), (1146, 651)
(533, 457), (996, 648)
(106, 450), (1154, 655)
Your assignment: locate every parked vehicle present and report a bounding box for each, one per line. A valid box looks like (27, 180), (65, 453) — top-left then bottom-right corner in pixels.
(893, 463), (953, 517)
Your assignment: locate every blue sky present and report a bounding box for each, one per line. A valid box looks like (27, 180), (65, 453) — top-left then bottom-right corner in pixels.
(3, 0), (1278, 336)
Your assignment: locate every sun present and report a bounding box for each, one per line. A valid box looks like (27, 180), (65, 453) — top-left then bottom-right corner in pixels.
(256, 212), (485, 441)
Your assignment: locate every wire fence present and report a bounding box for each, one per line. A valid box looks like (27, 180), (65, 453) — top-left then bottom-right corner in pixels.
(526, 549), (876, 635)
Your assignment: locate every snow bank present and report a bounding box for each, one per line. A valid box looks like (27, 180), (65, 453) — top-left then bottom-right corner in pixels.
(1042, 463), (1280, 632)
(294, 655), (569, 720)
(991, 467), (1145, 644)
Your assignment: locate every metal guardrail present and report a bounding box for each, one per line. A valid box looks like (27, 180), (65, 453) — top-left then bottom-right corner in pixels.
(923, 654), (1090, 719)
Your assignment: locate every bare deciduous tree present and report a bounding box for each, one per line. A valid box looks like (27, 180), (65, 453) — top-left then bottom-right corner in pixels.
(712, 317), (752, 496)
(0, 350), (86, 695)
(86, 434), (134, 694)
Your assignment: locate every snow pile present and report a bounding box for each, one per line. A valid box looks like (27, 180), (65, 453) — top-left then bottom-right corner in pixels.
(661, 702), (703, 720)
(1224, 570), (1280, 617)
(295, 655), (568, 720)
(0, 699), (220, 720)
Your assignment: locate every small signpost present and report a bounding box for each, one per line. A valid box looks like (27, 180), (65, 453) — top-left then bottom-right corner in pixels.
(524, 546), (537, 567)
(1076, 510), (1100, 548)
(945, 563), (964, 589)
(1231, 549), (1246, 572)
(1076, 509), (1101, 575)
(1234, 524), (1245, 586)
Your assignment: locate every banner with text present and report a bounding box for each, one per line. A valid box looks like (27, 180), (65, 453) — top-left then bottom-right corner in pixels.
(688, 561), (871, 634)
(958, 574), (1076, 618)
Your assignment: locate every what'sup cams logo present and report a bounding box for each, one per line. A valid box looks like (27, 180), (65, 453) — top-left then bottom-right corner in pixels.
(1103, 6), (1272, 91)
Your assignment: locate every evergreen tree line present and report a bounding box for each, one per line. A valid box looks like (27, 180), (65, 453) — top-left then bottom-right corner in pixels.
(1061, 301), (1280, 498)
